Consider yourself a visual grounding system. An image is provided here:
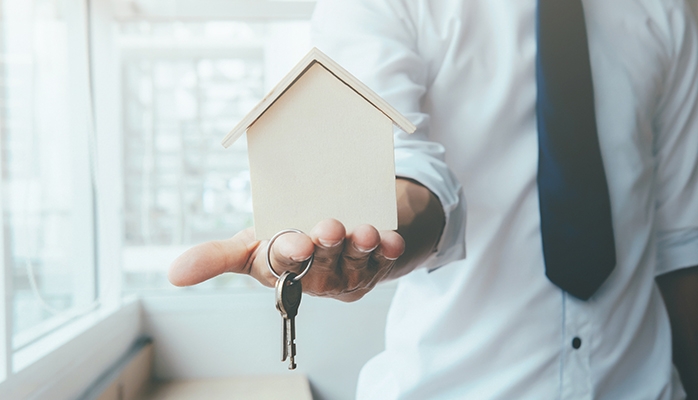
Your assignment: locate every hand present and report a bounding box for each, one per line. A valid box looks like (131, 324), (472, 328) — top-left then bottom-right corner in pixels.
(170, 178), (444, 301)
(168, 219), (405, 302)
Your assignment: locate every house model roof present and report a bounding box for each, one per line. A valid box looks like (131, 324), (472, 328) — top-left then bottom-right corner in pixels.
(221, 47), (417, 148)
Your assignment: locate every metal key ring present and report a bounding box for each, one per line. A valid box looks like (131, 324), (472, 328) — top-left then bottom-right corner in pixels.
(266, 228), (314, 281)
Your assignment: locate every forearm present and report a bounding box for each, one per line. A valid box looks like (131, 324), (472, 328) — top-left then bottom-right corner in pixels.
(383, 178), (445, 280)
(656, 265), (698, 399)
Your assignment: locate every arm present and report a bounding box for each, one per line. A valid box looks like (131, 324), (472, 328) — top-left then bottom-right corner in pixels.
(656, 266), (698, 399)
(651, 5), (698, 396)
(169, 177), (444, 302)
(390, 178), (445, 278)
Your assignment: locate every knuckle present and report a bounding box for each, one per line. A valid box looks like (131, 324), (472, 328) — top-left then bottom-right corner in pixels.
(304, 272), (345, 297)
(370, 255), (395, 272)
(313, 254), (336, 266)
(274, 257), (299, 270)
(322, 280), (345, 297)
(344, 253), (369, 263)
(273, 259), (310, 276)
(343, 276), (363, 292)
(342, 257), (370, 271)
(347, 268), (375, 286)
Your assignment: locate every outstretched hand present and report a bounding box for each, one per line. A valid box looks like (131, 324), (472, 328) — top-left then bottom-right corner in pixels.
(169, 219), (405, 302)
(170, 178), (445, 302)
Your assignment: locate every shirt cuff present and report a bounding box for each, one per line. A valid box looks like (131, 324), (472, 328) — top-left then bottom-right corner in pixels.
(655, 227), (698, 276)
(394, 137), (466, 271)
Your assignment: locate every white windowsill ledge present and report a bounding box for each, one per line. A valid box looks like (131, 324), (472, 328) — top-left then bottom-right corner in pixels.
(13, 297), (136, 372)
(0, 297), (142, 400)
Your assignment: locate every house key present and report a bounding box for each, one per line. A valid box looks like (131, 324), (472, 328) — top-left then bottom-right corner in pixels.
(276, 271), (302, 369)
(267, 229), (314, 370)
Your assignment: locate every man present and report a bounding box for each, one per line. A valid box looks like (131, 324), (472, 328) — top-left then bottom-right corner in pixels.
(170, 0), (698, 398)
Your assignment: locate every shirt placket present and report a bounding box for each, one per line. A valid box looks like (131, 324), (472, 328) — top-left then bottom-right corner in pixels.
(561, 292), (593, 400)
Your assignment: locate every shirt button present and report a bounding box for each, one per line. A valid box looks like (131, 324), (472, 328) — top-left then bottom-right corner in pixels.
(572, 337), (582, 349)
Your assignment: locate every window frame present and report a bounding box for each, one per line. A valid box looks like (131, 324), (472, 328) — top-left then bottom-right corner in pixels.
(0, 0), (100, 378)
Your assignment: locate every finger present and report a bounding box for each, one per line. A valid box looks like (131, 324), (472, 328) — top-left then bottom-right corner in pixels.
(251, 230), (315, 287)
(340, 224), (381, 272)
(297, 219), (346, 296)
(367, 230), (405, 282)
(308, 219), (346, 273)
(337, 230), (404, 299)
(169, 227), (259, 287)
(372, 230), (405, 266)
(326, 224), (381, 295)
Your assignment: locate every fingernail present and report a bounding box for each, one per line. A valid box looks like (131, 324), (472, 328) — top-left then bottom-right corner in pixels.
(375, 250), (399, 260)
(319, 238), (342, 248)
(354, 243), (378, 253)
(290, 254), (311, 262)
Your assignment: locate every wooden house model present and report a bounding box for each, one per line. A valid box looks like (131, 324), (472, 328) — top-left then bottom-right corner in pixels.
(221, 48), (416, 239)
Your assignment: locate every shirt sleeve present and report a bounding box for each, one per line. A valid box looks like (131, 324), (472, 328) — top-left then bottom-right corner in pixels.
(311, 0), (467, 270)
(653, 1), (698, 276)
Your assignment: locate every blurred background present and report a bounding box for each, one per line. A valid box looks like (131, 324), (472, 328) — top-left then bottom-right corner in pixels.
(0, 0), (697, 399)
(6, 2), (312, 329)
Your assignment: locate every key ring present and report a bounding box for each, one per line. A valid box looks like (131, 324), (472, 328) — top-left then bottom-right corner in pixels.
(266, 229), (314, 281)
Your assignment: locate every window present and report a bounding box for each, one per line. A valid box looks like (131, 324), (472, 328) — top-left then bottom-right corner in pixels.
(0, 0), (315, 383)
(118, 20), (312, 292)
(0, 0), (97, 375)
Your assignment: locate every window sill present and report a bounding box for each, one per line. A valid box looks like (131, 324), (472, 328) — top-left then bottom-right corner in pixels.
(0, 297), (142, 400)
(13, 298), (135, 372)
(13, 303), (100, 353)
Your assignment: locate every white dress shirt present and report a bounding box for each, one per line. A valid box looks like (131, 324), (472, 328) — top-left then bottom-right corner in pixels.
(312, 0), (698, 399)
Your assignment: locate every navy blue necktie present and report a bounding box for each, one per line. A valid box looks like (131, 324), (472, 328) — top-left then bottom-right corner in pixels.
(536, 0), (616, 300)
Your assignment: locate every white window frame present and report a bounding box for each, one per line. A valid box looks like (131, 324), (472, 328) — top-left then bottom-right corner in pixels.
(0, 0), (100, 378)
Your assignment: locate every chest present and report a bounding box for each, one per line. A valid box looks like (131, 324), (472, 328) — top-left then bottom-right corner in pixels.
(413, 0), (670, 170)
(413, 0), (668, 139)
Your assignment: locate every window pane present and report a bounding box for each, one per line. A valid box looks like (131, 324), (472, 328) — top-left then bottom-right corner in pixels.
(1, 0), (95, 346)
(120, 21), (311, 291)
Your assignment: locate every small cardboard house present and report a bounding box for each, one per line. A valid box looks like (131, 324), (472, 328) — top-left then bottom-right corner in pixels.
(221, 48), (416, 239)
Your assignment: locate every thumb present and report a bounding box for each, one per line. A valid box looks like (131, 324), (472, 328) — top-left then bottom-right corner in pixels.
(168, 227), (260, 286)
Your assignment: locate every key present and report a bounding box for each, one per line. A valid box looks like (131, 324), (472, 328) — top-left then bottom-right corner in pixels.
(275, 271), (302, 369)
(275, 270), (302, 369)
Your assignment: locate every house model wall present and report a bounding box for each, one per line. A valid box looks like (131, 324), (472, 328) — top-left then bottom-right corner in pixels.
(222, 48), (416, 240)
